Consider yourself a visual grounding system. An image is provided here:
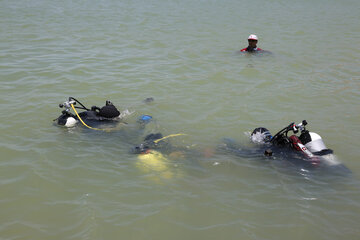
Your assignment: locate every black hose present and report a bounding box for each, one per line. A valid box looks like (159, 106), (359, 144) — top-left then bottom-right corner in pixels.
(69, 97), (90, 111)
(270, 122), (294, 143)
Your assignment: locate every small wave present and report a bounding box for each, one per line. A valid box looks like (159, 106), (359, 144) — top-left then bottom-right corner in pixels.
(119, 109), (135, 119)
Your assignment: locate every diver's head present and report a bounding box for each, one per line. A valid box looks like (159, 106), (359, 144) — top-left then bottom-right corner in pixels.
(251, 127), (272, 143)
(132, 133), (164, 154)
(132, 143), (151, 154)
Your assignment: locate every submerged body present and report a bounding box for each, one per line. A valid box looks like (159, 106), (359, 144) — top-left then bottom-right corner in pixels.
(56, 97), (122, 128)
(240, 47), (263, 52)
(132, 133), (190, 181)
(220, 138), (350, 174)
(221, 121), (350, 174)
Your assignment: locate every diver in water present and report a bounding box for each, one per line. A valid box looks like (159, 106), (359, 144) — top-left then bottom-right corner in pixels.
(132, 132), (214, 168)
(132, 133), (187, 155)
(56, 97), (123, 128)
(132, 132), (191, 181)
(132, 133), (165, 154)
(220, 122), (350, 173)
(218, 127), (275, 160)
(131, 131), (215, 164)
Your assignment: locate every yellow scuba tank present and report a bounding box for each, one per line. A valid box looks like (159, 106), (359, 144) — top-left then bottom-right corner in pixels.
(137, 150), (168, 172)
(135, 133), (187, 182)
(136, 150), (184, 181)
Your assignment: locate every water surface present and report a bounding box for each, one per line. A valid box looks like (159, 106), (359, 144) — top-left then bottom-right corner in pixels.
(1, 0), (360, 239)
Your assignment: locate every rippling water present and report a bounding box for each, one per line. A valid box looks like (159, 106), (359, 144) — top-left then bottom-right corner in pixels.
(1, 0), (360, 239)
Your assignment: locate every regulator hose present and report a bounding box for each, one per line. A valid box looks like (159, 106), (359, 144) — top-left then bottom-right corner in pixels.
(71, 103), (106, 131)
(69, 97), (90, 111)
(153, 134), (187, 144)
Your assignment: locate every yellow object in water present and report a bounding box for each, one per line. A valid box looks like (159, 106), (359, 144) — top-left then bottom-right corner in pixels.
(137, 150), (168, 172)
(136, 150), (182, 181)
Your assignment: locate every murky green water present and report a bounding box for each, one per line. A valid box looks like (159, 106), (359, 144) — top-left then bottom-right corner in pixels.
(1, 0), (360, 239)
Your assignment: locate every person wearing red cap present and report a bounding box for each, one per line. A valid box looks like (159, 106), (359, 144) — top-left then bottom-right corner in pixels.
(240, 34), (263, 52)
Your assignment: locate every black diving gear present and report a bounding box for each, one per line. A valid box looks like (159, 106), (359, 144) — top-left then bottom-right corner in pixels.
(56, 97), (121, 127)
(220, 120), (350, 173)
(132, 133), (170, 154)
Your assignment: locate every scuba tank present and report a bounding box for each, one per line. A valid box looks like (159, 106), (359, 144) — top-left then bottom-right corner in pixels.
(249, 120), (348, 171)
(299, 131), (333, 156)
(251, 120), (336, 163)
(57, 99), (78, 127)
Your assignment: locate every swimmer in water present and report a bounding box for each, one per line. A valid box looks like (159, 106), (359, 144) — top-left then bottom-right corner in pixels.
(240, 34), (264, 53)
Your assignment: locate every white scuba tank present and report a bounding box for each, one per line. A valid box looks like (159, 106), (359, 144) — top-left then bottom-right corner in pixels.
(301, 131), (341, 166)
(303, 132), (327, 153)
(65, 117), (78, 127)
